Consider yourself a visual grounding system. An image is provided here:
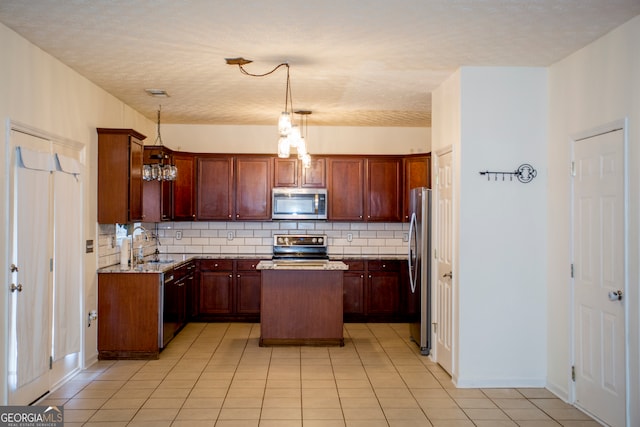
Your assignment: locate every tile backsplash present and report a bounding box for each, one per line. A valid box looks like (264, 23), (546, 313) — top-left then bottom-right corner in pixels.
(98, 221), (410, 268)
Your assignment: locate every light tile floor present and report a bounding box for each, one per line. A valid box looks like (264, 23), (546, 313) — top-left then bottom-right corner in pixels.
(40, 323), (600, 426)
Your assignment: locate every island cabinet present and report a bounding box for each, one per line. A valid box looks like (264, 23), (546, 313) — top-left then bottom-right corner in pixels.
(97, 272), (161, 359)
(260, 269), (344, 346)
(274, 157), (326, 188)
(403, 154), (431, 221)
(342, 259), (408, 322)
(97, 128), (146, 224)
(196, 259), (261, 321)
(173, 152), (196, 221)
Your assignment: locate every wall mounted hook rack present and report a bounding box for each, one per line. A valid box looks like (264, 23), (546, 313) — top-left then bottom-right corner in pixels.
(479, 163), (537, 183)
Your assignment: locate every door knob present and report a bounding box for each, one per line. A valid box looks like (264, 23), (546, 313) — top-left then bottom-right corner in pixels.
(608, 290), (623, 301)
(442, 271), (453, 279)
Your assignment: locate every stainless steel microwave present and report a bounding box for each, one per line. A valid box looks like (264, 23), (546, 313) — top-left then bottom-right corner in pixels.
(272, 188), (327, 220)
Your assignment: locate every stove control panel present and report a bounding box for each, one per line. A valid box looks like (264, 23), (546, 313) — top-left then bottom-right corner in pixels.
(273, 234), (326, 247)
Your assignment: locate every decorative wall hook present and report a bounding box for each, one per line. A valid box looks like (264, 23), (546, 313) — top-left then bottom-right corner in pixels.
(479, 163), (537, 183)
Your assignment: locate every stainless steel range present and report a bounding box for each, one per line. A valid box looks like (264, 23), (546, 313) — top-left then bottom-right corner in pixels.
(272, 234), (329, 265)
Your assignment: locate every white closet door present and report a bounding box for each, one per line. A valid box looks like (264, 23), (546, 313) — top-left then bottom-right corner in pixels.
(52, 153), (82, 361)
(8, 142), (53, 404)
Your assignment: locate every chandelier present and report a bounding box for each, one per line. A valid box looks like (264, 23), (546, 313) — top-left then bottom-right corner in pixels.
(226, 57), (312, 167)
(143, 105), (177, 181)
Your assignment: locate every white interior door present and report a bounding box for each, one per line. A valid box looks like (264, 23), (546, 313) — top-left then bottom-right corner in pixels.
(573, 129), (626, 427)
(435, 149), (453, 375)
(8, 132), (53, 405)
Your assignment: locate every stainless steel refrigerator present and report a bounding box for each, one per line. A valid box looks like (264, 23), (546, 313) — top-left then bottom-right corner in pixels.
(408, 187), (431, 355)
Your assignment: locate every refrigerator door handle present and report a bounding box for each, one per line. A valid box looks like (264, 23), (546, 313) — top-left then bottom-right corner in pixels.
(408, 212), (417, 293)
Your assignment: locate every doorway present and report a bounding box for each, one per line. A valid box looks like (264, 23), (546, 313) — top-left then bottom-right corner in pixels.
(571, 126), (627, 427)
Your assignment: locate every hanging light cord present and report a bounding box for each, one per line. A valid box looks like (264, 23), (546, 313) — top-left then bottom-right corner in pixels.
(154, 105), (164, 145)
(235, 62), (292, 113)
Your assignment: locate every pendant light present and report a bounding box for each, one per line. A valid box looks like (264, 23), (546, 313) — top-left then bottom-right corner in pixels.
(226, 57), (313, 164)
(143, 105), (177, 181)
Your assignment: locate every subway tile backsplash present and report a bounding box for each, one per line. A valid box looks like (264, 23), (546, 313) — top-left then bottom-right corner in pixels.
(98, 221), (410, 268)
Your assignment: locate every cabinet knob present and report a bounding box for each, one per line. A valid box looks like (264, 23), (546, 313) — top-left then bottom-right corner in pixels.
(382, 264), (386, 268)
(236, 214), (240, 218)
(228, 214), (232, 218)
(237, 274), (240, 278)
(368, 275), (372, 278)
(214, 263), (218, 267)
(192, 214), (196, 219)
(229, 274), (233, 278)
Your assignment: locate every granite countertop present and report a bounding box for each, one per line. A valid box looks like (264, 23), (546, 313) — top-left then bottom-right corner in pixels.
(256, 260), (349, 271)
(98, 253), (404, 274)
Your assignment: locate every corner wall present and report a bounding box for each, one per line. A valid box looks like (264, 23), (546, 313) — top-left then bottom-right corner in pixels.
(547, 15), (640, 425)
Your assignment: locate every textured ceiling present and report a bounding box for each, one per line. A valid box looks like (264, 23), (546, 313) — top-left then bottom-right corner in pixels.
(1, 0), (638, 127)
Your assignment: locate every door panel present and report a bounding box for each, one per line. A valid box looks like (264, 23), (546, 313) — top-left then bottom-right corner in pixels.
(573, 129), (625, 427)
(435, 149), (453, 375)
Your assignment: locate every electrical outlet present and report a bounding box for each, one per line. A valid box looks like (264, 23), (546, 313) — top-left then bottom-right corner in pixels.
(403, 232), (409, 242)
(347, 233), (353, 242)
(227, 231), (234, 241)
(175, 230), (182, 240)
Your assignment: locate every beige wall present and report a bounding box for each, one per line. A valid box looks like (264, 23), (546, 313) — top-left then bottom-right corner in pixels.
(547, 15), (640, 423)
(160, 123), (431, 155)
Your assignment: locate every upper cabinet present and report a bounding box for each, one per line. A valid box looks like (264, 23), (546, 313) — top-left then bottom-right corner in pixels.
(235, 156), (272, 220)
(97, 128), (146, 224)
(367, 157), (403, 222)
(173, 153), (196, 221)
(274, 157), (326, 188)
(327, 156), (404, 222)
(196, 155), (233, 220)
(327, 157), (365, 221)
(196, 155), (272, 221)
(403, 155), (431, 221)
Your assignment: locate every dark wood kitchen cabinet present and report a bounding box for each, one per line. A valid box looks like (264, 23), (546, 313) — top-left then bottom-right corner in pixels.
(196, 155), (233, 220)
(198, 259), (234, 314)
(343, 260), (365, 320)
(197, 259), (261, 321)
(327, 157), (365, 221)
(236, 260), (261, 315)
(403, 154), (431, 221)
(342, 259), (406, 322)
(97, 128), (146, 224)
(235, 156), (272, 220)
(367, 260), (401, 316)
(173, 153), (196, 221)
(274, 157), (326, 188)
(142, 145), (173, 222)
(97, 272), (161, 359)
(367, 157), (403, 222)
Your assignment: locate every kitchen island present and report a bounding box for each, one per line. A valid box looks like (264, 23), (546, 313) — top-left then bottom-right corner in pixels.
(257, 260), (348, 346)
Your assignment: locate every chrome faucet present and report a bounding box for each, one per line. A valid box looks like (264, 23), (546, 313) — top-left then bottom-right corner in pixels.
(131, 225), (150, 266)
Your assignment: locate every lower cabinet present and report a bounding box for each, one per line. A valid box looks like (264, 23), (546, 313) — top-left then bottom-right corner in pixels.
(98, 272), (162, 359)
(196, 259), (261, 321)
(343, 259), (409, 322)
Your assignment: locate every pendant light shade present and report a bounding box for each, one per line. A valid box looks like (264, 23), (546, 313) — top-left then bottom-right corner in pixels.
(278, 112), (292, 136)
(277, 135), (290, 158)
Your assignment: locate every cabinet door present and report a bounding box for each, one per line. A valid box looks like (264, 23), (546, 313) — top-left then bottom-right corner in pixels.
(129, 137), (144, 221)
(199, 271), (233, 314)
(274, 158), (298, 187)
(367, 157), (402, 222)
(343, 271), (365, 315)
(327, 157), (364, 221)
(235, 157), (272, 220)
(301, 157), (326, 188)
(173, 153), (195, 221)
(367, 272), (400, 314)
(403, 155), (431, 221)
(236, 272), (261, 314)
(196, 156), (233, 220)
